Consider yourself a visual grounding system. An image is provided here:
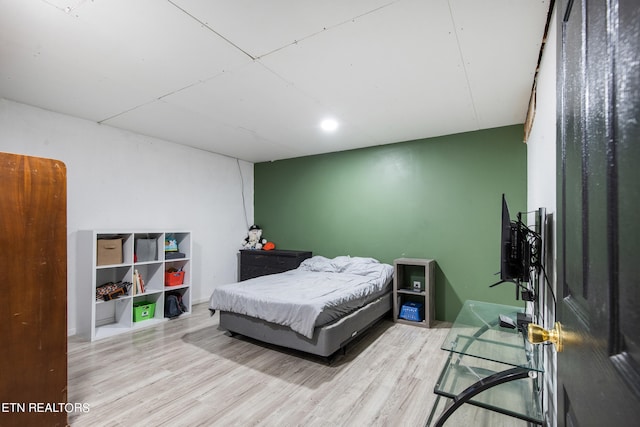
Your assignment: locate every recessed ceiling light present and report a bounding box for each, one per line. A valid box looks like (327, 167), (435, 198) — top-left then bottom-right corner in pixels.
(320, 118), (338, 132)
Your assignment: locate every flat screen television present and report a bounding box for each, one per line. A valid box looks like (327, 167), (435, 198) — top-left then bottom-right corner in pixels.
(493, 195), (545, 314)
(498, 194), (531, 284)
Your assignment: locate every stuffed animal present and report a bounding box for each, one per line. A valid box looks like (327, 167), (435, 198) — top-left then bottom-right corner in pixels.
(242, 224), (267, 249)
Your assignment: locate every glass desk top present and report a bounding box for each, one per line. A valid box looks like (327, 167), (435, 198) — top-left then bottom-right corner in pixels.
(428, 300), (544, 426)
(440, 300), (543, 372)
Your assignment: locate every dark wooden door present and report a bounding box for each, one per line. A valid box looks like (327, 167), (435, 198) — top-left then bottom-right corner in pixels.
(0, 153), (68, 426)
(557, 0), (640, 425)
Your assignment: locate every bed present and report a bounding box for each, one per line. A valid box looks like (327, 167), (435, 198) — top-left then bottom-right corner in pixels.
(209, 255), (394, 358)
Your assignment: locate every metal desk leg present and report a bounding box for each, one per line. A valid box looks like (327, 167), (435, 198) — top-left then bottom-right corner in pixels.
(433, 367), (530, 427)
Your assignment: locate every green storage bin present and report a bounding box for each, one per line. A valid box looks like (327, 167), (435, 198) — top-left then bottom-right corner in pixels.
(133, 301), (156, 322)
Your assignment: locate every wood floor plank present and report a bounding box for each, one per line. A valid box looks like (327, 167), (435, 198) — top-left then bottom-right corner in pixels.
(67, 303), (528, 426)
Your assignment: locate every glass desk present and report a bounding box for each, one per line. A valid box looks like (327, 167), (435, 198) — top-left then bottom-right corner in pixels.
(427, 300), (543, 426)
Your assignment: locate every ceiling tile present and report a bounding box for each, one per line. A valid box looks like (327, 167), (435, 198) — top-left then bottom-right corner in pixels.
(103, 97), (300, 162)
(171, 0), (395, 58)
(259, 0), (479, 145)
(0, 0), (250, 121)
(106, 61), (377, 161)
(450, 0), (549, 128)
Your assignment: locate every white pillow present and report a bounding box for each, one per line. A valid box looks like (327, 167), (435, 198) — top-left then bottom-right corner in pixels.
(330, 255), (352, 272)
(299, 255), (386, 275)
(342, 260), (389, 277)
(298, 256), (337, 272)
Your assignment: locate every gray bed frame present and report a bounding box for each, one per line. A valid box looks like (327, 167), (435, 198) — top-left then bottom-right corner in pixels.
(218, 292), (392, 358)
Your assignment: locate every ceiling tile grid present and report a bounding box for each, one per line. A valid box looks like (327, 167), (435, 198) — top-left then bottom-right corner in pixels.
(170, 0), (397, 58)
(0, 0), (550, 162)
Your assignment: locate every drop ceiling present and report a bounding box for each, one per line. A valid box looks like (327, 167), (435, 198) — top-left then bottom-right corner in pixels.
(0, 0), (550, 163)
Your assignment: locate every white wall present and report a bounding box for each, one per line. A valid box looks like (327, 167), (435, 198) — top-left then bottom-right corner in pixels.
(528, 21), (558, 220)
(526, 4), (557, 427)
(0, 98), (253, 336)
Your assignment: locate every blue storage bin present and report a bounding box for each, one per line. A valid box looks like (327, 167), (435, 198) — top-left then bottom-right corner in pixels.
(399, 301), (425, 322)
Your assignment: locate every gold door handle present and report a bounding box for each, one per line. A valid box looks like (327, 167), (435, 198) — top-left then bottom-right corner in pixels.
(527, 322), (564, 352)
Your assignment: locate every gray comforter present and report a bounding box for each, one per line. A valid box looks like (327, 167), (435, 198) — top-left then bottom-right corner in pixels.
(209, 256), (394, 338)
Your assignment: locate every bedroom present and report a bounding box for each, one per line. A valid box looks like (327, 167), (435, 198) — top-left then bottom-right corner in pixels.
(0, 0), (551, 425)
(2, 0), (638, 426)
(0, 106), (543, 426)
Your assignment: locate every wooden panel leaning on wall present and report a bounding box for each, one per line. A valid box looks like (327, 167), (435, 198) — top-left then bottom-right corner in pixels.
(0, 153), (68, 427)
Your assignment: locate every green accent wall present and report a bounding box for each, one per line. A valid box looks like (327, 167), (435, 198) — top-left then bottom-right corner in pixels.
(254, 125), (527, 322)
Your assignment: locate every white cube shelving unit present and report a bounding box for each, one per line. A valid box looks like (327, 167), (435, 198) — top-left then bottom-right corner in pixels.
(77, 230), (192, 341)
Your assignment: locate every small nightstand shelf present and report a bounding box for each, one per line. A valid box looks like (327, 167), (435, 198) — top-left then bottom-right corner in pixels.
(393, 258), (435, 328)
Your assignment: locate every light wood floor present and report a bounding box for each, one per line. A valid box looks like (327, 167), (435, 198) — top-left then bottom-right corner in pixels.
(67, 303), (529, 427)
